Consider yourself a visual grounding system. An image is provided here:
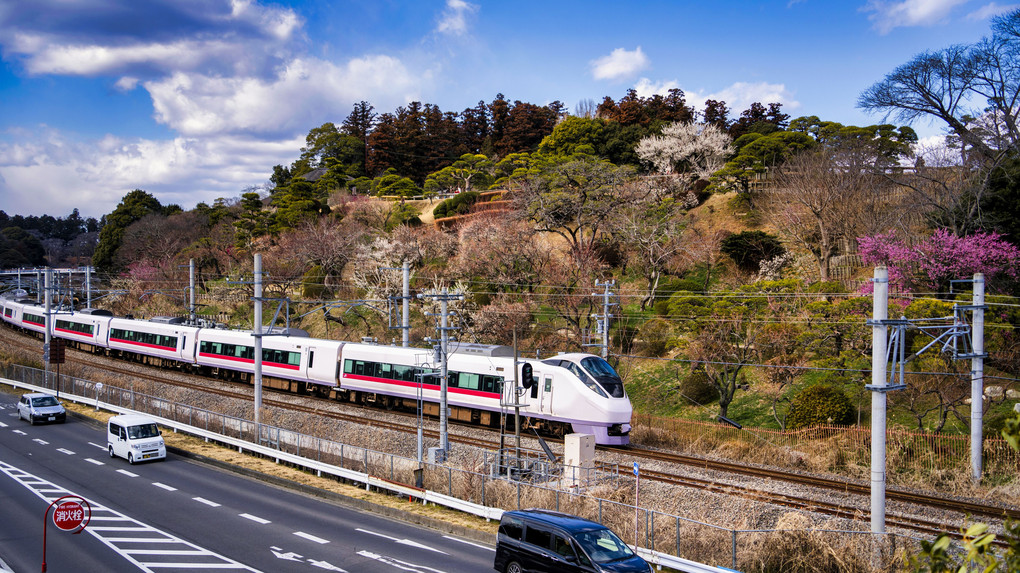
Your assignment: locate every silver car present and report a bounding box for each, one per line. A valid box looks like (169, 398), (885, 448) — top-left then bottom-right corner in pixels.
(17, 393), (67, 425)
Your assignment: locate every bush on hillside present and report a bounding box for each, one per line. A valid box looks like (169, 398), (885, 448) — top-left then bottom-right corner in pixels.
(302, 265), (327, 299)
(786, 384), (855, 429)
(433, 191), (480, 219)
(677, 370), (719, 406)
(721, 230), (785, 273)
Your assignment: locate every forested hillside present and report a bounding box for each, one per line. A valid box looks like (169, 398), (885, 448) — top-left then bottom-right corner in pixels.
(4, 10), (1020, 439)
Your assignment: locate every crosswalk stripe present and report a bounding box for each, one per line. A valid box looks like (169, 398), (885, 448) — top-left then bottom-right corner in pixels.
(0, 460), (262, 573)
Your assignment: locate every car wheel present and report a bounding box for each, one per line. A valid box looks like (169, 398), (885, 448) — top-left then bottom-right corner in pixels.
(108, 446), (115, 458)
(504, 561), (524, 573)
(128, 453), (134, 465)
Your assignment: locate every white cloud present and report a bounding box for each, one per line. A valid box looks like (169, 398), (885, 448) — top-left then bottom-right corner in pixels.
(145, 55), (424, 137)
(590, 47), (650, 82)
(115, 77), (140, 91)
(633, 78), (682, 96)
(685, 81), (800, 116)
(1, 1), (302, 78)
(436, 0), (479, 36)
(966, 2), (1020, 20)
(0, 127), (304, 218)
(862, 0), (970, 34)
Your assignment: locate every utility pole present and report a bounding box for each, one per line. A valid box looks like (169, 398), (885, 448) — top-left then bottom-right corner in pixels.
(418, 287), (462, 460)
(253, 254), (263, 427)
(85, 266), (92, 309)
(868, 266), (889, 536)
(189, 259), (197, 325)
(588, 280), (616, 359)
(969, 274), (987, 481)
(402, 261), (410, 348)
(43, 268), (52, 389)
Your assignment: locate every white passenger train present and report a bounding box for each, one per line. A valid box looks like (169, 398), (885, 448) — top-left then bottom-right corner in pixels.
(0, 297), (632, 445)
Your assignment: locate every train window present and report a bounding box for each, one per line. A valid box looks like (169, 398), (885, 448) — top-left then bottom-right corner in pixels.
(392, 364), (415, 382)
(379, 362), (392, 377)
(544, 376), (552, 392)
(308, 351), (314, 369)
(459, 373), (480, 391)
(481, 375), (500, 393)
(447, 372), (459, 387)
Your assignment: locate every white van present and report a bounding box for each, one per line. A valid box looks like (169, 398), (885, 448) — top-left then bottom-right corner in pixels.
(107, 415), (166, 464)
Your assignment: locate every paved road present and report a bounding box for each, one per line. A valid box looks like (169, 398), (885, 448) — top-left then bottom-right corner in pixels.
(0, 391), (495, 572)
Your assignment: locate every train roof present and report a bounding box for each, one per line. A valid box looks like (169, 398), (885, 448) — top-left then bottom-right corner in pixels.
(77, 308), (113, 316)
(448, 343), (515, 358)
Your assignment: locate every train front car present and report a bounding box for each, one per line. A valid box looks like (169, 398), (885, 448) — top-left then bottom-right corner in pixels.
(541, 353), (632, 445)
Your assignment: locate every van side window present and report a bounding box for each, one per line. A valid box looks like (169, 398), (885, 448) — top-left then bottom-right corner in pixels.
(498, 516), (524, 541)
(524, 526), (551, 550)
(552, 533), (576, 560)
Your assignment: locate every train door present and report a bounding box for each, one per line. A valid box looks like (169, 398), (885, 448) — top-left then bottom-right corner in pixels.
(540, 375), (553, 414)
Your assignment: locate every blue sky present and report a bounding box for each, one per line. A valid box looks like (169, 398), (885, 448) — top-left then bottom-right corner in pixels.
(0, 0), (1015, 219)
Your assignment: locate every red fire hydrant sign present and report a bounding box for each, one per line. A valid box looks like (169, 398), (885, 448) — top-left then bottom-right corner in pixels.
(52, 500), (86, 531)
(43, 495), (91, 572)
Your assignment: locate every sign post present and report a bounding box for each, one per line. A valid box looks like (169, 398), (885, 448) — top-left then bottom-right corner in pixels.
(42, 495), (91, 572)
(633, 462), (639, 549)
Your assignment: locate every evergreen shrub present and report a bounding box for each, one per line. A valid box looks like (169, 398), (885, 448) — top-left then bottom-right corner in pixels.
(786, 384), (855, 429)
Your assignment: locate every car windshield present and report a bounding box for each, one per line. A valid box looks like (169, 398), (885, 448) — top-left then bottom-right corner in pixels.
(128, 423), (159, 439)
(32, 396), (59, 407)
(574, 528), (635, 564)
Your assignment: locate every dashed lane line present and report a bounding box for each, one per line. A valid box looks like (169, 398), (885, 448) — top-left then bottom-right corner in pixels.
(32, 438), (49, 445)
(293, 531), (330, 544)
(193, 497), (221, 508)
(56, 448), (75, 455)
(117, 469), (138, 477)
(152, 482), (177, 492)
(84, 458), (105, 466)
(239, 513), (271, 525)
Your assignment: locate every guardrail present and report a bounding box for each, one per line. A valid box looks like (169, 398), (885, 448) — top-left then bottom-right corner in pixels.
(1, 365), (917, 572)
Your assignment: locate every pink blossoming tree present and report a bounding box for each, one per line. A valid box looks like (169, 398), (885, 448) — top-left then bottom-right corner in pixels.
(857, 229), (1020, 295)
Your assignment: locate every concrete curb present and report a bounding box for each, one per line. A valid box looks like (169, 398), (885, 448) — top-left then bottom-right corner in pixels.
(68, 410), (497, 547)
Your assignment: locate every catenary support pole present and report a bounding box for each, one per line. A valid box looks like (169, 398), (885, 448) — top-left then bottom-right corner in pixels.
(971, 273), (985, 482)
(189, 259), (196, 324)
(870, 266), (889, 535)
(85, 266), (91, 308)
(44, 268), (52, 388)
(254, 254), (263, 427)
(440, 287), (449, 452)
(402, 261), (410, 348)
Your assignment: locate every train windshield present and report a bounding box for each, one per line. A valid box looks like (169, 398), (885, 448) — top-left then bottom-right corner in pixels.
(579, 357), (625, 398)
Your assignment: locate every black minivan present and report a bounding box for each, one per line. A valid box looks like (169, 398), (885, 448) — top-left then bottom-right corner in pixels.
(494, 509), (653, 573)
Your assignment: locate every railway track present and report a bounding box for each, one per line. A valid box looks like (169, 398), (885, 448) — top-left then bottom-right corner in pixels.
(2, 327), (1014, 542)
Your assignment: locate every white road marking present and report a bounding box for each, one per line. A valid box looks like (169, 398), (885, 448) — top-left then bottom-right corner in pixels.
(443, 535), (495, 551)
(357, 550), (448, 572)
(117, 469), (138, 477)
(151, 482), (177, 491)
(193, 497), (221, 507)
(56, 448), (75, 455)
(293, 531), (330, 544)
(32, 438), (49, 445)
(13, 430), (26, 435)
(87, 441), (106, 450)
(0, 459), (261, 572)
(355, 529), (447, 554)
(84, 458), (104, 466)
(240, 513), (271, 524)
(0, 421), (9, 427)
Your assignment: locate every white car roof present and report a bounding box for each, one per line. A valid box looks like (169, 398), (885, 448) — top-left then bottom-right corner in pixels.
(109, 414), (158, 426)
